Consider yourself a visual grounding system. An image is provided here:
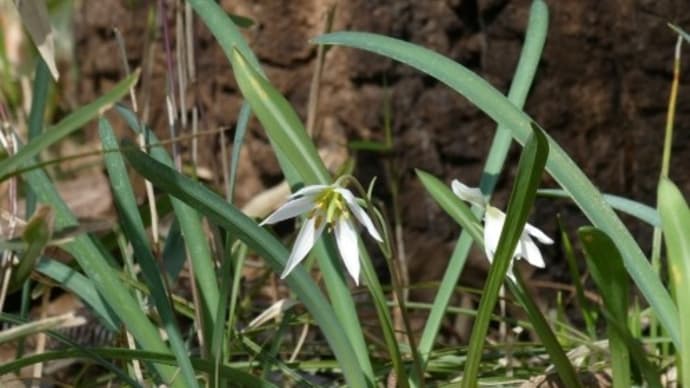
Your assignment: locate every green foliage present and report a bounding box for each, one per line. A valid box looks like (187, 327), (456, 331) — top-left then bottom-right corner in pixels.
(3, 0), (690, 385)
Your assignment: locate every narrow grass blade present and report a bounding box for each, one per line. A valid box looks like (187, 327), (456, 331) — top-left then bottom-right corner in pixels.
(14, 0), (59, 80)
(211, 239), (245, 388)
(510, 272), (582, 388)
(122, 145), (369, 388)
(162, 218), (186, 280)
(462, 124), (549, 387)
(186, 0), (263, 73)
(230, 49), (328, 184)
(669, 23), (690, 43)
(658, 178), (690, 388)
(540, 189), (660, 227)
(313, 29), (680, 347)
(0, 346), (273, 387)
(99, 118), (199, 388)
(0, 71), (138, 181)
(26, 58), (52, 215)
(21, 169), (180, 385)
(599, 308), (662, 388)
(0, 313), (139, 387)
(558, 217), (596, 338)
(34, 258), (119, 331)
(7, 205), (53, 292)
(0, 313), (82, 344)
(579, 227), (631, 388)
(115, 104), (220, 350)
(228, 102), (251, 201)
(16, 133), (179, 384)
(416, 2), (549, 376)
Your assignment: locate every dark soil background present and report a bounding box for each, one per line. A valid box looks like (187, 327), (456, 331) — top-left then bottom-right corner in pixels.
(72, 0), (690, 292)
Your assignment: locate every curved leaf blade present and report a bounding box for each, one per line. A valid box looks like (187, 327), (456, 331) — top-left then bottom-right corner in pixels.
(313, 30), (679, 347)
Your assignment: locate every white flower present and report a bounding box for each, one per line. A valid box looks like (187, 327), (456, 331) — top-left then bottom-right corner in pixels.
(261, 183), (383, 285)
(451, 179), (553, 277)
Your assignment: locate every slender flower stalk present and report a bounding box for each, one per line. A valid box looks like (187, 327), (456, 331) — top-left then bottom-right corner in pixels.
(452, 179), (553, 278)
(261, 182), (382, 285)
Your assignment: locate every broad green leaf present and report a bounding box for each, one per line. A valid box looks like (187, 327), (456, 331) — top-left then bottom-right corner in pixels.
(658, 178), (690, 388)
(230, 49), (328, 184)
(579, 227), (631, 388)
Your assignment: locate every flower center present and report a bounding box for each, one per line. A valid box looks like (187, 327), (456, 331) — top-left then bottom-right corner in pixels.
(311, 188), (349, 226)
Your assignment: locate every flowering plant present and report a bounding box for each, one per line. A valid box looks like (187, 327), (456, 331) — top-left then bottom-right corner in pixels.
(261, 181), (383, 285)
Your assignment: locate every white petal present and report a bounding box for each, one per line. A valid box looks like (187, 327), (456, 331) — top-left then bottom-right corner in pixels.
(451, 180), (487, 208)
(338, 189), (383, 242)
(260, 196), (315, 225)
(483, 206), (505, 263)
(525, 222), (554, 244)
(335, 218), (360, 285)
(280, 218), (323, 279)
(287, 184), (330, 199)
(516, 234), (546, 268)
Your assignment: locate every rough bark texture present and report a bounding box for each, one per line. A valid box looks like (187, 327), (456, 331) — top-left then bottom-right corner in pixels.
(74, 0), (690, 288)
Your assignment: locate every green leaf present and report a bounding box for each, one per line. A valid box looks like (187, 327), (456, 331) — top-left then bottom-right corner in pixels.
(539, 189), (660, 227)
(121, 145), (369, 388)
(8, 205), (53, 292)
(416, 2), (549, 377)
(0, 71), (139, 181)
(462, 123), (550, 387)
(115, 104), (220, 350)
(658, 178), (690, 388)
(14, 0), (59, 80)
(230, 48), (390, 384)
(579, 227), (631, 388)
(99, 117), (199, 388)
(0, 345), (273, 388)
(558, 217), (596, 338)
(230, 49), (328, 184)
(669, 23), (690, 43)
(227, 102), (251, 201)
(509, 271), (583, 388)
(313, 29), (680, 348)
(34, 258), (119, 331)
(228, 13), (254, 28)
(0, 313), (138, 386)
(18, 128), (180, 384)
